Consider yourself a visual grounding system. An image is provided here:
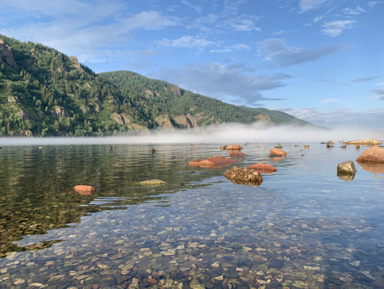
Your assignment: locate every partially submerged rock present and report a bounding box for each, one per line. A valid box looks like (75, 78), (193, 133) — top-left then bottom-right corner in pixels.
(226, 144), (243, 150)
(347, 139), (382, 146)
(356, 146), (384, 163)
(269, 148), (287, 157)
(228, 151), (249, 158)
(326, 141), (335, 148)
(73, 185), (95, 195)
(224, 166), (263, 186)
(140, 179), (166, 185)
(337, 161), (357, 175)
(189, 155), (236, 168)
(247, 163), (276, 174)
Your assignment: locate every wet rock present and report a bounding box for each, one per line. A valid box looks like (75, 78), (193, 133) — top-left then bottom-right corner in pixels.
(356, 146), (384, 163)
(247, 163), (276, 174)
(326, 141), (335, 148)
(269, 148), (287, 157)
(274, 143), (283, 148)
(347, 139), (382, 146)
(226, 144), (243, 150)
(304, 145), (310, 149)
(228, 151), (249, 158)
(337, 161), (357, 175)
(73, 185), (95, 195)
(224, 166), (263, 186)
(189, 156), (236, 168)
(140, 179), (166, 185)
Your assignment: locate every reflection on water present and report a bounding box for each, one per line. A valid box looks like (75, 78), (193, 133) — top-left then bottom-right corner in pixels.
(0, 143), (384, 288)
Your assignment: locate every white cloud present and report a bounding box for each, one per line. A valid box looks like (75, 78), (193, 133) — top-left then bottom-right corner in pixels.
(343, 6), (365, 16)
(152, 62), (290, 106)
(257, 38), (345, 66)
(372, 89), (384, 100)
(299, 0), (327, 13)
(223, 15), (262, 32)
(322, 20), (354, 37)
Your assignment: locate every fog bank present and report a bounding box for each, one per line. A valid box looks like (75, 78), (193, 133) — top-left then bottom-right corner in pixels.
(0, 123), (382, 146)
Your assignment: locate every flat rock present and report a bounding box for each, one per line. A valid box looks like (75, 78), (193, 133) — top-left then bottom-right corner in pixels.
(224, 166), (263, 186)
(347, 139), (382, 146)
(356, 146), (384, 163)
(189, 155), (236, 168)
(73, 185), (95, 195)
(247, 163), (277, 174)
(140, 179), (166, 185)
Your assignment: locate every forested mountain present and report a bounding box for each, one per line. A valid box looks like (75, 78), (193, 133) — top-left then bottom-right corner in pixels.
(0, 35), (312, 137)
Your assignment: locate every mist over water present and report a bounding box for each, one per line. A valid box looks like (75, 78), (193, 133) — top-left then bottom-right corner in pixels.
(0, 123), (382, 146)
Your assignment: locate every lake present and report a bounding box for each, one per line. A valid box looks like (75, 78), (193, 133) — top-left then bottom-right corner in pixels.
(0, 141), (384, 288)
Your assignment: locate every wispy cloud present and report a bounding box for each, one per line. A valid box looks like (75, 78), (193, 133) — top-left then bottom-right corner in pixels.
(372, 89), (384, 100)
(322, 20), (354, 37)
(280, 107), (384, 129)
(351, 76), (378, 83)
(223, 15), (262, 32)
(158, 35), (216, 49)
(257, 38), (345, 66)
(299, 0), (327, 13)
(152, 62), (290, 106)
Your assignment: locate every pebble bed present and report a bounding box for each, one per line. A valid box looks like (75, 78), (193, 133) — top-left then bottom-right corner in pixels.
(1, 143), (384, 288)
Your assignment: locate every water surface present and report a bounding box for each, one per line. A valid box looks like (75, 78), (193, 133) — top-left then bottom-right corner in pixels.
(0, 142), (383, 288)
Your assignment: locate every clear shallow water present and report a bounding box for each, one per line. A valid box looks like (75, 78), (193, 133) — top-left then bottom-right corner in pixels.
(0, 142), (384, 288)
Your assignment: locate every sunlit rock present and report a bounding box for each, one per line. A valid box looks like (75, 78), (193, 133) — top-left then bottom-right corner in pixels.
(356, 146), (384, 163)
(337, 161), (357, 176)
(269, 148), (286, 157)
(226, 144), (243, 150)
(347, 139), (382, 146)
(189, 155), (236, 168)
(224, 166), (263, 186)
(140, 179), (166, 185)
(247, 163), (276, 174)
(73, 185), (95, 195)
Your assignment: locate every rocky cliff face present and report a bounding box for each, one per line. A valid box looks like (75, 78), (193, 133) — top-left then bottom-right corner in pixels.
(0, 38), (17, 68)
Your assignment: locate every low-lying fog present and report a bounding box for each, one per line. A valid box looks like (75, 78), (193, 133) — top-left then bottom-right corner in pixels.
(0, 123), (382, 146)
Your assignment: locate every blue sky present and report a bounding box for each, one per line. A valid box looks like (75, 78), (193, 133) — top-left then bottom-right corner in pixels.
(1, 0), (384, 129)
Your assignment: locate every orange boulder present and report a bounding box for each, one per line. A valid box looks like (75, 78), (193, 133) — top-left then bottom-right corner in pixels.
(356, 146), (384, 163)
(270, 148), (287, 157)
(74, 185), (95, 195)
(229, 151), (249, 158)
(226, 144), (243, 150)
(189, 155), (236, 168)
(247, 163), (276, 174)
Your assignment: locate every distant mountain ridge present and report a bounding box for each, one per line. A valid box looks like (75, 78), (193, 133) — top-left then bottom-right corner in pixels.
(0, 34), (313, 137)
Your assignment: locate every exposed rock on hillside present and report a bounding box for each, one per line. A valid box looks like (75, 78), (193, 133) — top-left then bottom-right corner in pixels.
(0, 38), (17, 68)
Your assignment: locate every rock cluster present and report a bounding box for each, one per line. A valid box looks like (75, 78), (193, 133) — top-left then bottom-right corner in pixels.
(224, 166), (263, 186)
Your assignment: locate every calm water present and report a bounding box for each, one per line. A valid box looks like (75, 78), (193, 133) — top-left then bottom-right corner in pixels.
(0, 142), (384, 288)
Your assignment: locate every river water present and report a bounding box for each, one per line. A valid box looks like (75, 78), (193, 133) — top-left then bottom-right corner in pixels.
(0, 142), (383, 288)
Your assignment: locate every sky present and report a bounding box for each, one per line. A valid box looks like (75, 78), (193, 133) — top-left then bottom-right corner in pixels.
(1, 0), (384, 130)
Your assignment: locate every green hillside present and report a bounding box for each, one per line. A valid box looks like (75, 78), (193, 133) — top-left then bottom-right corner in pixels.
(0, 35), (312, 137)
